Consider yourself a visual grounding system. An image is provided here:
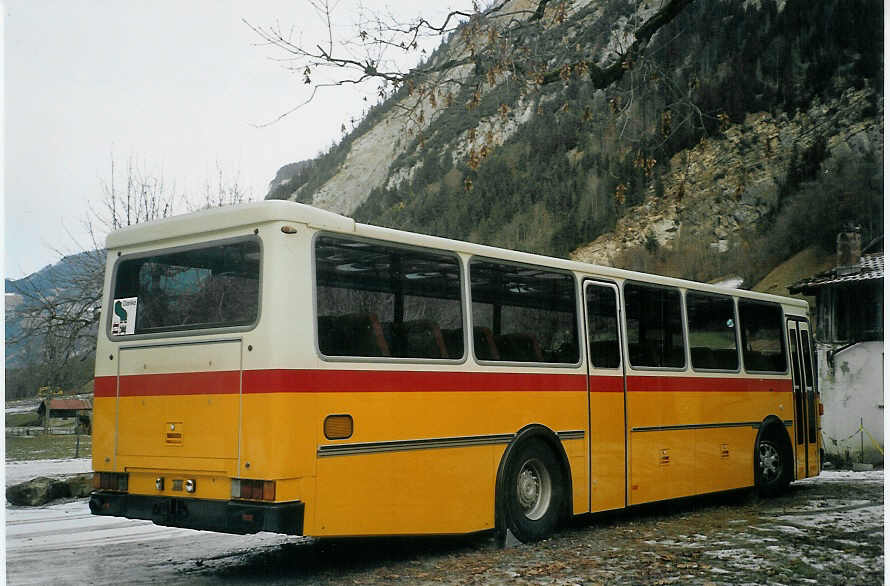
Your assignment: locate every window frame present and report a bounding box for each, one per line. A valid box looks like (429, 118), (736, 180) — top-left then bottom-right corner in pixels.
(312, 232), (468, 365)
(106, 234), (263, 342)
(738, 298), (789, 375)
(583, 278), (623, 371)
(684, 290), (742, 374)
(468, 256), (582, 368)
(622, 280), (688, 372)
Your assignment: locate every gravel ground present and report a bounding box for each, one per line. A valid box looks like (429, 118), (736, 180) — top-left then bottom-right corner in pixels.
(188, 470), (883, 585)
(6, 469), (883, 585)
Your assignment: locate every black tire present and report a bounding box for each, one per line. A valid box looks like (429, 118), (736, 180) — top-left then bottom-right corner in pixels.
(502, 440), (564, 543)
(756, 436), (789, 497)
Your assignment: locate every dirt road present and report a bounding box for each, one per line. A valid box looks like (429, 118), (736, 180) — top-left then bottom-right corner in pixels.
(5, 470), (883, 585)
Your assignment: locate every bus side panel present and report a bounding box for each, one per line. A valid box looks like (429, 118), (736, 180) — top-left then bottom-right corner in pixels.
(92, 394), (116, 472)
(627, 386), (698, 505)
(694, 427), (756, 493)
(308, 388), (587, 536)
(314, 446), (498, 536)
(629, 429), (696, 504)
(239, 392), (318, 483)
(588, 390), (626, 512)
(627, 384), (791, 504)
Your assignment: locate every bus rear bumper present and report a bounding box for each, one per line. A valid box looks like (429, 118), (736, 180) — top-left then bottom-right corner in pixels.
(89, 491), (304, 535)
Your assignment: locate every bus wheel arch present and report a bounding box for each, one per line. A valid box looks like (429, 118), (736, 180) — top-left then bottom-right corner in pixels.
(754, 416), (793, 496)
(495, 424), (572, 544)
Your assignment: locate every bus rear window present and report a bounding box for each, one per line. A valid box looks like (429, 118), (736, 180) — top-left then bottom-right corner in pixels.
(111, 238), (260, 335)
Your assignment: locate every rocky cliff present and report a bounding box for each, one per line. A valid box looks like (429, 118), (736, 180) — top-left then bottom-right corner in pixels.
(267, 0), (883, 282)
(571, 86), (883, 265)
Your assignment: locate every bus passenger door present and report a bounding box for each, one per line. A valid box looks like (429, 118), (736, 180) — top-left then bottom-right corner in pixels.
(583, 280), (627, 512)
(787, 319), (819, 478)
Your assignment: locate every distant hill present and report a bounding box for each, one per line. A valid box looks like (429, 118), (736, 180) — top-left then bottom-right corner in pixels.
(267, 0), (883, 285)
(5, 250), (102, 370)
(5, 251), (97, 297)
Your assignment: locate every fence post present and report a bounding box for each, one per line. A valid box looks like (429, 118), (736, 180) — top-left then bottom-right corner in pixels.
(860, 416), (864, 463)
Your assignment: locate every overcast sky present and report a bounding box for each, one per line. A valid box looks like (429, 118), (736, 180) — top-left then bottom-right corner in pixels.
(4, 1), (458, 279)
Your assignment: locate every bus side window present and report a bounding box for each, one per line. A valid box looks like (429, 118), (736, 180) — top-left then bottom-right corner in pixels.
(624, 283), (685, 369)
(470, 260), (578, 364)
(686, 292), (739, 371)
(585, 284), (620, 369)
(738, 300), (787, 373)
(315, 236), (464, 360)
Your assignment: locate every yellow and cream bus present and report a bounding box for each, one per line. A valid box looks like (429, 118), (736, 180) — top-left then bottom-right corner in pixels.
(89, 201), (821, 542)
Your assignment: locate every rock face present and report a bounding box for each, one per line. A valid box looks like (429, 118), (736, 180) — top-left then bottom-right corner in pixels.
(266, 0), (881, 265)
(571, 87), (883, 265)
(6, 474), (93, 506)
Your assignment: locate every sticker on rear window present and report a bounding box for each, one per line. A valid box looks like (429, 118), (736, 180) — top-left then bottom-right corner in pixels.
(112, 297), (138, 335)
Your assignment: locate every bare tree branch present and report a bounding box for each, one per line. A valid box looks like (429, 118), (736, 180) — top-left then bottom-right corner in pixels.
(248, 0), (695, 132)
(6, 154), (251, 398)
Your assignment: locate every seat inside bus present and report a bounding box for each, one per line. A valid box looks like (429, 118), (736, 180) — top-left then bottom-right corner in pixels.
(494, 332), (543, 362)
(317, 313), (391, 357)
(385, 320), (449, 359)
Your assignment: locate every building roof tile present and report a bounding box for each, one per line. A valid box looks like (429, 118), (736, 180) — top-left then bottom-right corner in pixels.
(789, 254), (883, 293)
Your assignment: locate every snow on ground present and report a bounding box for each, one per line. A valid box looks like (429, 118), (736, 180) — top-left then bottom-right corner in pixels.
(6, 499), (298, 585)
(5, 458), (91, 486)
(5, 400), (41, 415)
(4, 405), (39, 415)
(3, 465), (884, 585)
(799, 469), (884, 484)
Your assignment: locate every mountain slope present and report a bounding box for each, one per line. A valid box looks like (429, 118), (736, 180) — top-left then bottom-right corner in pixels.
(267, 0), (883, 281)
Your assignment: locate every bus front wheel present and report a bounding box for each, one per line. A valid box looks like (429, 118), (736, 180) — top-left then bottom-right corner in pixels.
(502, 441), (564, 542)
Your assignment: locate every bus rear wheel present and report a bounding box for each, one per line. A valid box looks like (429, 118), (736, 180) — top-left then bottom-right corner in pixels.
(502, 441), (564, 542)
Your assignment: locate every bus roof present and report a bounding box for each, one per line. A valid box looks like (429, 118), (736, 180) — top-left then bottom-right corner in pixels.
(105, 200), (807, 309)
(105, 200), (354, 249)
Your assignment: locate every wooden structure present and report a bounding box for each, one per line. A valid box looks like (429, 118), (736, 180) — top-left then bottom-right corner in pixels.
(37, 398), (92, 433)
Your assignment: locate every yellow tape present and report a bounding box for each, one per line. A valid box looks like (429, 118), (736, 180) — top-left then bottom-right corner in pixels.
(822, 425), (884, 455)
(863, 427), (884, 456)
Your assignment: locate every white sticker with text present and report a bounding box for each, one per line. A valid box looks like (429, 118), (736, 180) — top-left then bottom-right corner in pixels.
(111, 297), (138, 335)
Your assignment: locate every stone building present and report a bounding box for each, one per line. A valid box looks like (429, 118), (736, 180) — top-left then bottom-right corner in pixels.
(789, 231), (883, 465)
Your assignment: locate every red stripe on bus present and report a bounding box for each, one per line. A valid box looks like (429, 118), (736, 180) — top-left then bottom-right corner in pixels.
(115, 371), (240, 397)
(95, 371), (790, 398)
(94, 376), (116, 398)
(626, 376), (791, 393)
(588, 375), (625, 393)
(242, 369), (587, 394)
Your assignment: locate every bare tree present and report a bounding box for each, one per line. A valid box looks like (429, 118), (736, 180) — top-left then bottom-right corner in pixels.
(247, 0), (694, 133)
(5, 155), (248, 398)
(6, 156), (181, 396)
(190, 162), (253, 211)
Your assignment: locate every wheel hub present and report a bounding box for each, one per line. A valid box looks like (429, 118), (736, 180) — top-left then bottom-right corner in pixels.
(760, 441), (780, 482)
(515, 458), (552, 521)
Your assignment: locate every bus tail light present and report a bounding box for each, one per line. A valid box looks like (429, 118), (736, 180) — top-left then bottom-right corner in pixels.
(231, 479), (275, 501)
(819, 403), (824, 416)
(324, 414), (353, 440)
(93, 472), (129, 492)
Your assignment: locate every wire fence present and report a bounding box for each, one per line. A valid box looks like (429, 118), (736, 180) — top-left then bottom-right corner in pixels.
(6, 427), (82, 436)
(822, 417), (884, 461)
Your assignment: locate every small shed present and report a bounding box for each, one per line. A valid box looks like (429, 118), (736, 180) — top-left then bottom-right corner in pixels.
(37, 398), (93, 432)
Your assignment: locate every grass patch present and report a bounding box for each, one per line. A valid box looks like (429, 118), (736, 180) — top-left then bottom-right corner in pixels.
(6, 433), (91, 461)
(6, 412), (42, 427)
